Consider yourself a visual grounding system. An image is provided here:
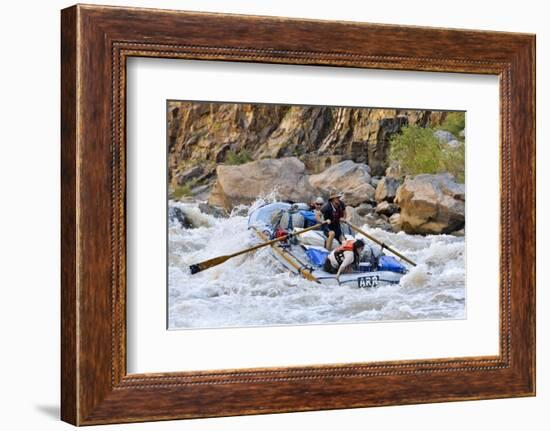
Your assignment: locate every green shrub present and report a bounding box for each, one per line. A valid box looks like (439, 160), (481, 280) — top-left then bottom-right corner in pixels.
(171, 183), (193, 200)
(389, 125), (465, 183)
(389, 126), (441, 175)
(439, 112), (465, 138)
(442, 141), (465, 183)
(225, 149), (253, 165)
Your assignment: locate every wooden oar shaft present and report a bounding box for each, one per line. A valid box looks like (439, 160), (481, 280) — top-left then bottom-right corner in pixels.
(253, 228), (319, 283)
(190, 220), (329, 274)
(342, 220), (416, 267)
(226, 221), (326, 259)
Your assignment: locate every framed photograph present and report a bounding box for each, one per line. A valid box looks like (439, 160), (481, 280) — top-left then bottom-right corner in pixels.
(61, 4), (535, 425)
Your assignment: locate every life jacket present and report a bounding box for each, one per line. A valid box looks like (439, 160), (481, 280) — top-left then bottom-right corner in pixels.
(336, 240), (355, 252)
(332, 240), (358, 266)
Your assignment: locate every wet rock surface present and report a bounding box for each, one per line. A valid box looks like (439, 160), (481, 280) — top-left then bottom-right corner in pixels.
(168, 206), (192, 229)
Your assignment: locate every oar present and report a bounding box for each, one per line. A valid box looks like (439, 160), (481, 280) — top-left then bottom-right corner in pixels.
(342, 220), (417, 267)
(189, 220), (330, 274)
(253, 227), (320, 283)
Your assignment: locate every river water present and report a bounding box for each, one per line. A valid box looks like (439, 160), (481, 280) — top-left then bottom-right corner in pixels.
(168, 200), (466, 329)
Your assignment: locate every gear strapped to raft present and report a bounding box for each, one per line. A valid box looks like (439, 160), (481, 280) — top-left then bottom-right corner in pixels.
(282, 247), (314, 273)
(269, 205), (387, 271)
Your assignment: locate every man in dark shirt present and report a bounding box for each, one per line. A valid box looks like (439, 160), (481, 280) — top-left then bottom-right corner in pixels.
(320, 192), (347, 250)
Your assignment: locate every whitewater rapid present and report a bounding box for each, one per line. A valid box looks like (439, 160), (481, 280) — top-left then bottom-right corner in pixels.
(168, 200), (466, 329)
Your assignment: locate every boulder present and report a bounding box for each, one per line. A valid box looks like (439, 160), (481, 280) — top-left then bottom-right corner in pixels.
(168, 206), (192, 229)
(355, 202), (374, 217)
(451, 228), (465, 237)
(208, 157), (316, 211)
(395, 173), (465, 235)
(375, 177), (402, 203)
(385, 161), (402, 179)
(362, 213), (392, 231)
(345, 207), (368, 228)
(433, 130), (456, 144)
(389, 213), (402, 232)
(375, 201), (400, 217)
(198, 203), (227, 218)
(308, 160), (375, 206)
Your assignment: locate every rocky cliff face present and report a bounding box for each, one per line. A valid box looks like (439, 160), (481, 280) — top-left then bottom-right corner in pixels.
(167, 101), (448, 186)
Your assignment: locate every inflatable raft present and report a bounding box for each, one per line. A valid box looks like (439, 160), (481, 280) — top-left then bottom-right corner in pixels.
(248, 202), (408, 287)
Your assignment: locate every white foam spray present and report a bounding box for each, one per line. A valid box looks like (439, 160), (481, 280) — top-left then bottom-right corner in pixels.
(168, 199), (465, 329)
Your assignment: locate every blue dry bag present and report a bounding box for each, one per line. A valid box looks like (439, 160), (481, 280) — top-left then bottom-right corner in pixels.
(377, 255), (407, 274)
(300, 210), (319, 228)
(305, 247), (329, 266)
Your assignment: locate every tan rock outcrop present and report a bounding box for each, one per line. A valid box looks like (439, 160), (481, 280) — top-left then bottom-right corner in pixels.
(375, 201), (400, 217)
(375, 177), (402, 203)
(208, 157), (317, 211)
(308, 161), (375, 206)
(389, 213), (402, 232)
(395, 173), (465, 235)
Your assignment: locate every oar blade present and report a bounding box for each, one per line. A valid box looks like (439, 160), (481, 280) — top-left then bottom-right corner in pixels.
(189, 220), (329, 275)
(189, 255), (229, 274)
(189, 219), (416, 277)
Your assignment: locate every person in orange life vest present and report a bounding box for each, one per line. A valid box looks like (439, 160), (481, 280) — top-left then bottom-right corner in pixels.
(320, 192), (347, 250)
(323, 239), (365, 283)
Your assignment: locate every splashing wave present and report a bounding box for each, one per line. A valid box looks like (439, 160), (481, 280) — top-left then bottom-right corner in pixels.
(168, 199), (465, 329)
